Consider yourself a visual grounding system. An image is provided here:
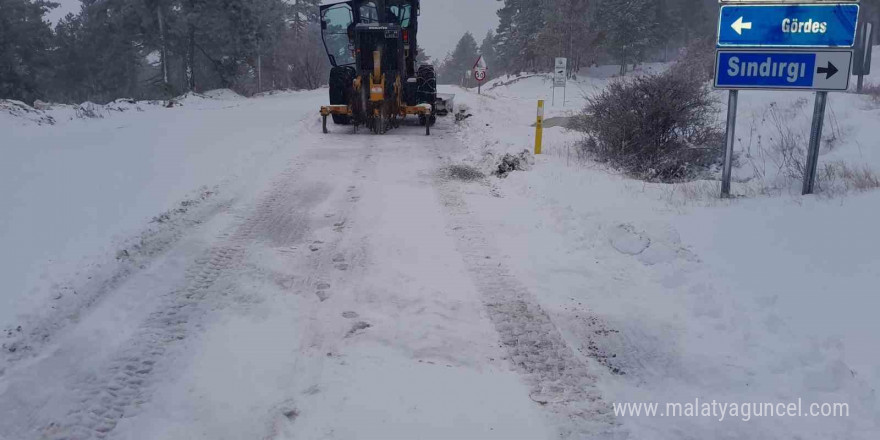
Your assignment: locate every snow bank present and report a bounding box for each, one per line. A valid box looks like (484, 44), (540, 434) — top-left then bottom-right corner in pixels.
(174, 89), (245, 107)
(0, 100), (56, 126)
(0, 88), (327, 333)
(441, 54), (880, 438)
(0, 98), (157, 128)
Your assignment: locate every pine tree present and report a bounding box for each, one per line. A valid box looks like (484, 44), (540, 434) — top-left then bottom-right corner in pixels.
(594, 0), (661, 75)
(540, 0), (594, 74)
(495, 0), (548, 73)
(439, 32), (479, 84)
(0, 0), (58, 103)
(479, 30), (497, 79)
(493, 0), (517, 74)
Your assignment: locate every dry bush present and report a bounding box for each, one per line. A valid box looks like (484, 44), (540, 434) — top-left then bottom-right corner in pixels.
(861, 82), (880, 103)
(572, 67), (723, 182)
(818, 161), (880, 195)
(741, 99), (848, 194)
(766, 101), (809, 181)
(75, 102), (104, 119)
(669, 37), (716, 82)
(661, 180), (722, 206)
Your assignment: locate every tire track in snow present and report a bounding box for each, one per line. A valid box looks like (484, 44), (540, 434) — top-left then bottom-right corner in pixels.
(2, 107), (321, 373)
(431, 145), (622, 438)
(32, 162), (328, 440)
(1, 188), (228, 372)
(253, 138), (381, 440)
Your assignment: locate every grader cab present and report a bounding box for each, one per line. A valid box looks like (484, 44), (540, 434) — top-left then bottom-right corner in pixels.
(319, 0), (443, 135)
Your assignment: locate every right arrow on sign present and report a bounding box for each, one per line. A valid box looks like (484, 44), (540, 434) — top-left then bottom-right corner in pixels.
(731, 16), (752, 35)
(817, 62), (839, 79)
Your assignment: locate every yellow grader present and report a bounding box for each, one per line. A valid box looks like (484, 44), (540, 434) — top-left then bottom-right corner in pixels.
(319, 0), (444, 136)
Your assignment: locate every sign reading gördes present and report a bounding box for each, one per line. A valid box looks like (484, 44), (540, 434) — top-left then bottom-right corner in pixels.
(715, 50), (852, 90)
(718, 3), (859, 47)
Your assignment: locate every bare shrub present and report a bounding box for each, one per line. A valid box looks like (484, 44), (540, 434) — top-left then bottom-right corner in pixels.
(662, 180), (722, 206)
(572, 67), (723, 182)
(861, 82), (880, 103)
(766, 101), (809, 181)
(669, 37), (716, 82)
(750, 100), (844, 186)
(818, 161), (880, 194)
(733, 98), (876, 196)
(75, 102), (104, 119)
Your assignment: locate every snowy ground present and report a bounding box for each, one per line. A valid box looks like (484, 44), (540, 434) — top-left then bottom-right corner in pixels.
(1, 59), (879, 439)
(447, 62), (880, 439)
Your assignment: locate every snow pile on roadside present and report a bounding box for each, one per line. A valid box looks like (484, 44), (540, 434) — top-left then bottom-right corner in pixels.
(202, 89), (244, 100)
(0, 100), (56, 126)
(0, 88), (328, 342)
(175, 89), (244, 107)
(494, 150), (535, 177)
(1, 98), (155, 127)
(1, 89), (247, 129)
(440, 57), (880, 438)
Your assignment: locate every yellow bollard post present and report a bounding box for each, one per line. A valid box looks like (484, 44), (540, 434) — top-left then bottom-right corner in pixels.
(535, 100), (544, 155)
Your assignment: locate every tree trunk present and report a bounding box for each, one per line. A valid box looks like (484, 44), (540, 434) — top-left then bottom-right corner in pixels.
(187, 25), (196, 91)
(156, 1), (169, 90)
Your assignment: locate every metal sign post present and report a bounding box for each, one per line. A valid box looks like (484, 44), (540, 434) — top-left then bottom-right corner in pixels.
(716, 0), (860, 197)
(803, 91), (828, 194)
(854, 21), (874, 92)
(721, 91), (739, 197)
(553, 57), (567, 107)
(473, 55), (488, 95)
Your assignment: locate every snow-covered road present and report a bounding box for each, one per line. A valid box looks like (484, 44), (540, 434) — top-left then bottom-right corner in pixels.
(3, 72), (879, 439)
(0, 95), (599, 439)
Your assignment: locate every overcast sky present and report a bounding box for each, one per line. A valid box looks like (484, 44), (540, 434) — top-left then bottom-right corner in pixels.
(416, 0), (501, 61)
(46, 0), (501, 63)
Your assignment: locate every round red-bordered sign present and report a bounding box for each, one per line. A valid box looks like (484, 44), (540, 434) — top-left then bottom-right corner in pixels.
(474, 70), (487, 82)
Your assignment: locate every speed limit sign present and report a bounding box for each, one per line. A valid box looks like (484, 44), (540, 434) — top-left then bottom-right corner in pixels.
(474, 70), (487, 82)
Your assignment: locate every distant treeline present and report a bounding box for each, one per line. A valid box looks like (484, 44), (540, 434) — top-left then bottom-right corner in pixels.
(437, 0), (880, 84)
(1, 0), (328, 105)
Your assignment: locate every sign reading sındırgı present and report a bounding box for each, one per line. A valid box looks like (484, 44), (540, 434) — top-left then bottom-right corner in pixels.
(715, 50), (852, 90)
(718, 3), (859, 47)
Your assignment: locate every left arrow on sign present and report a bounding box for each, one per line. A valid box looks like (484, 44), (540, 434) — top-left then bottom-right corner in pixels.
(817, 62), (838, 79)
(731, 16), (752, 35)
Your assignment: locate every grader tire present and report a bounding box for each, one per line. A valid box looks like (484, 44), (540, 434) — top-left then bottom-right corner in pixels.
(416, 65), (437, 108)
(329, 66), (355, 125)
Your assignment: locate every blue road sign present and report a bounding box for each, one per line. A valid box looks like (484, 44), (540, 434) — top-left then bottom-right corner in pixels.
(715, 50), (852, 91)
(718, 4), (860, 48)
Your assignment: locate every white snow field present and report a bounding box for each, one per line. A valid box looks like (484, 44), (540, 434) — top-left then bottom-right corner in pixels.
(1, 58), (879, 439)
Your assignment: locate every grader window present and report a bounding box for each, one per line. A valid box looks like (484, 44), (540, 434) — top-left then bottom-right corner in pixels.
(321, 4), (355, 66)
(360, 2), (379, 23)
(389, 5), (412, 28)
